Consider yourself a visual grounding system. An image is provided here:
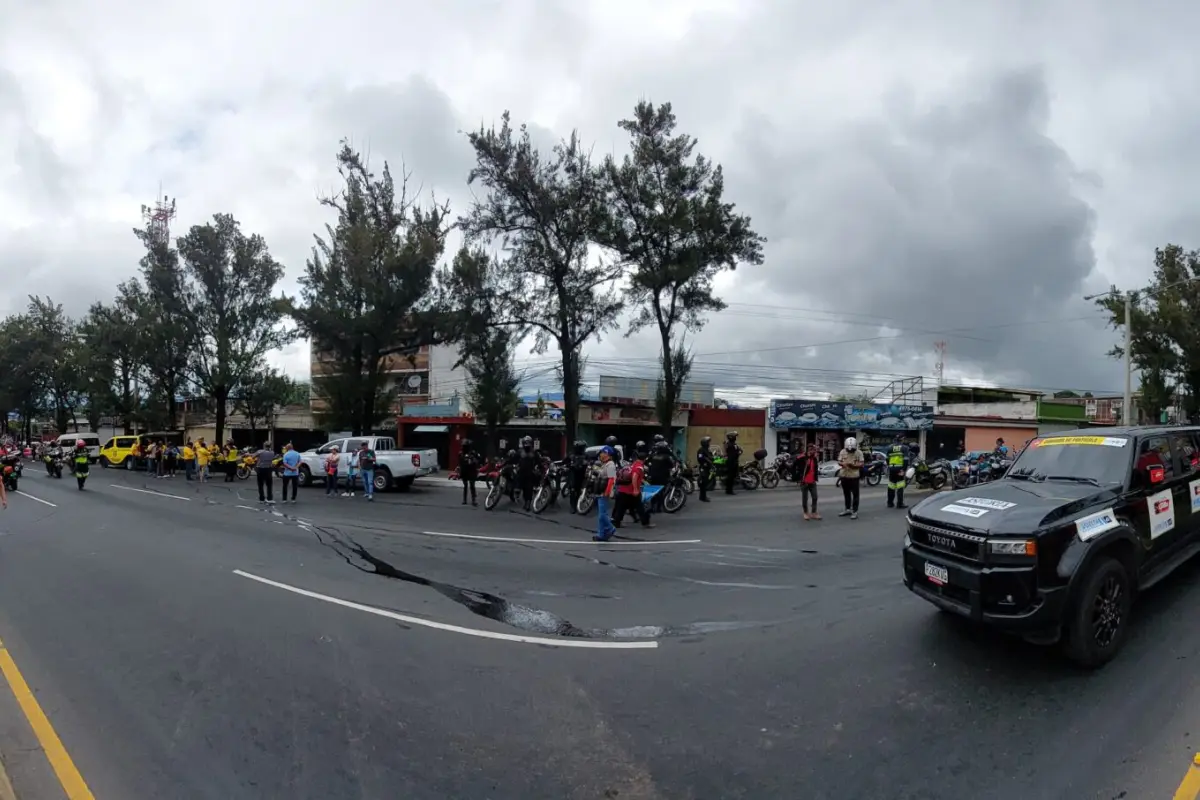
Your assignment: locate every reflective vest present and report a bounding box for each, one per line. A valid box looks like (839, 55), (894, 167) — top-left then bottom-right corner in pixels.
(888, 446), (905, 468)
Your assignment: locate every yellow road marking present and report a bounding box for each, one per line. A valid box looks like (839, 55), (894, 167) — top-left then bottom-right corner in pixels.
(0, 755), (15, 800)
(1175, 753), (1200, 800)
(0, 637), (95, 799)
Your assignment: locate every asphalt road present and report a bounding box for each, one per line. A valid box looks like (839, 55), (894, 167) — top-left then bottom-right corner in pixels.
(0, 465), (1197, 799)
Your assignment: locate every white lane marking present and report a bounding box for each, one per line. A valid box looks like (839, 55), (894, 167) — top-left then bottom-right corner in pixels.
(14, 491), (56, 508)
(232, 569), (658, 649)
(235, 505), (258, 511)
(419, 530), (700, 545)
(109, 485), (190, 501)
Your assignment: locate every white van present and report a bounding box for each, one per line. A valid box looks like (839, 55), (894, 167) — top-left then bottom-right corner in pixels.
(56, 433), (101, 462)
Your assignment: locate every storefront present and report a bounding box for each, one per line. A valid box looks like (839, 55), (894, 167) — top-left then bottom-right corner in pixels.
(931, 415), (1038, 459)
(768, 399), (935, 459)
(396, 415), (475, 472)
(578, 402), (689, 456)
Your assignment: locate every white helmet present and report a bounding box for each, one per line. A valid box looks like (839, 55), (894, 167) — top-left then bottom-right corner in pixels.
(845, 437), (857, 450)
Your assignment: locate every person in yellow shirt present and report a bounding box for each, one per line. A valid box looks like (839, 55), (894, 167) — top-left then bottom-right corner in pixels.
(224, 442), (239, 482)
(183, 440), (196, 481)
(196, 438), (210, 482)
(130, 441), (142, 472)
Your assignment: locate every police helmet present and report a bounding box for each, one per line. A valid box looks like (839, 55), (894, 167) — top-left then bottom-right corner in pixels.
(605, 435), (619, 447)
(520, 436), (533, 449)
(726, 430), (738, 440)
(700, 436), (711, 447)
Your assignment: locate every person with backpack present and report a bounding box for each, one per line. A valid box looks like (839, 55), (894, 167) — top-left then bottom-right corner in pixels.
(593, 449), (618, 542)
(357, 440), (376, 501)
(613, 441), (653, 529)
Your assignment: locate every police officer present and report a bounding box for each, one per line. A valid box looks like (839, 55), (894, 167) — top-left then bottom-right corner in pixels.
(696, 436), (714, 502)
(646, 439), (674, 515)
(886, 435), (910, 509)
(724, 431), (742, 495)
(72, 439), (90, 490)
(517, 436), (539, 511)
(567, 440), (588, 513)
(459, 439), (480, 506)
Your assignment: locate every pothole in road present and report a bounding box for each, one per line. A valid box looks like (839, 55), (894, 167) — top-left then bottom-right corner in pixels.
(303, 520), (781, 642)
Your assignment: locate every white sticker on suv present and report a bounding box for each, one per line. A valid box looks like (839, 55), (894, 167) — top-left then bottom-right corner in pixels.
(1148, 489), (1175, 538)
(1075, 508), (1119, 541)
(1190, 479), (1200, 513)
(941, 504), (989, 518)
(958, 497), (1016, 511)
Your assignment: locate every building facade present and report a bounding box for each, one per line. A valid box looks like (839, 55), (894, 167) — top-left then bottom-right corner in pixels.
(309, 342), (466, 414)
(767, 399), (934, 461)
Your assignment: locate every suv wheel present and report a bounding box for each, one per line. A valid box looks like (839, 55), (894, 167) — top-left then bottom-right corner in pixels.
(1064, 556), (1132, 668)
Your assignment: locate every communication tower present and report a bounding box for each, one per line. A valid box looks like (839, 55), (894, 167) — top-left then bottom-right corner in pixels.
(140, 186), (177, 246)
(933, 341), (947, 385)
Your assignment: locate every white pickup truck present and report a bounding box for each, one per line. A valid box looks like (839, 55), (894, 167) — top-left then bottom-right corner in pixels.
(296, 435), (438, 492)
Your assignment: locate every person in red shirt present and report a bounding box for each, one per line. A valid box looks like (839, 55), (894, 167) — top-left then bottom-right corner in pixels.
(613, 441), (654, 529)
(798, 443), (821, 520)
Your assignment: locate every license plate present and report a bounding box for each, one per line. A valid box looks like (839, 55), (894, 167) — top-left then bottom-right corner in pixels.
(924, 562), (949, 586)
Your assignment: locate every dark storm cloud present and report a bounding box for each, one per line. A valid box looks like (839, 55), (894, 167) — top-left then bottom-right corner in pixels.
(705, 66), (1111, 392)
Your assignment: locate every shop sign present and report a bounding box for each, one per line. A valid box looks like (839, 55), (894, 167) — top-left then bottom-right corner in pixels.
(768, 400), (934, 431)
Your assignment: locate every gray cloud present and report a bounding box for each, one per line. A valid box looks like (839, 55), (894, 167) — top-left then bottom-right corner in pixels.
(2, 0), (1192, 396)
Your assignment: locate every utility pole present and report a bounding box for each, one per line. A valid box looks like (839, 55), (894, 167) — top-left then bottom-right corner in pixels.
(1122, 293), (1132, 426)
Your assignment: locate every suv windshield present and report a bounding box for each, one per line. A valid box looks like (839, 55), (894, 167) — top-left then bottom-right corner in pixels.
(1006, 435), (1131, 486)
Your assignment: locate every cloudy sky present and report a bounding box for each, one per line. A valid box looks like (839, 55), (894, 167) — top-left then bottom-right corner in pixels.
(1, 0), (1191, 406)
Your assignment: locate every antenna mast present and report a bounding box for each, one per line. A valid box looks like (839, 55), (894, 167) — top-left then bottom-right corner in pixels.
(933, 341), (946, 385)
(140, 185), (176, 247)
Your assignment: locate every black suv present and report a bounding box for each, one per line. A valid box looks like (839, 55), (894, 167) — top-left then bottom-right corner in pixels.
(902, 426), (1200, 667)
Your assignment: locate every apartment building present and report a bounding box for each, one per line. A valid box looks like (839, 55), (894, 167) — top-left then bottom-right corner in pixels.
(309, 341), (466, 413)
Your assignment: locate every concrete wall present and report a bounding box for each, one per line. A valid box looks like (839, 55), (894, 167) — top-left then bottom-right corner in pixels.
(428, 344), (467, 405)
(938, 401), (1037, 420)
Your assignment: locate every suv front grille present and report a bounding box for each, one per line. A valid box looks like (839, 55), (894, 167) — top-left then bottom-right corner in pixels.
(909, 519), (986, 561)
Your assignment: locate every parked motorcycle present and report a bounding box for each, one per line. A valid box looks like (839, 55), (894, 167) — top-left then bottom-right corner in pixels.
(906, 458), (948, 490)
(706, 453), (762, 491)
(661, 468), (689, 513)
(532, 458), (564, 514)
(485, 463), (516, 510)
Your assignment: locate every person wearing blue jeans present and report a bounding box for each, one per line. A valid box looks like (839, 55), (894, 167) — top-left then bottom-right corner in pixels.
(356, 441), (376, 501)
(593, 451), (617, 542)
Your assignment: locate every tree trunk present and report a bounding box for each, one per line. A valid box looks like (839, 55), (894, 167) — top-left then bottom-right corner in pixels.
(166, 387), (178, 430)
(560, 346), (578, 448)
(658, 324), (675, 440)
(214, 385), (229, 447)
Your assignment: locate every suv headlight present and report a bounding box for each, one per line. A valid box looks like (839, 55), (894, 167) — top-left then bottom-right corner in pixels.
(988, 539), (1037, 556)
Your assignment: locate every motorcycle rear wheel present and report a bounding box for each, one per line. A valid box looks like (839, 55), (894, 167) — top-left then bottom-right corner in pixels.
(866, 471), (882, 487)
(740, 470), (760, 491)
(931, 473), (946, 490)
(681, 477), (695, 495)
(236, 465), (251, 480)
(761, 469), (780, 489)
(663, 484), (686, 513)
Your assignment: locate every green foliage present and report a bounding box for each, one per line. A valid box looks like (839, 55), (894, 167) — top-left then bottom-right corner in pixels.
(1094, 244), (1200, 422)
(177, 213), (291, 444)
(290, 142), (451, 435)
(460, 111), (622, 445)
(654, 342), (693, 430)
(234, 367), (300, 435)
(135, 227), (192, 428)
(78, 281), (148, 432)
(595, 101), (765, 436)
(443, 248), (521, 457)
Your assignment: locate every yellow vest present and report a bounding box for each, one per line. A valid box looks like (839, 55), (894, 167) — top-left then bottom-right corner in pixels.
(182, 446), (195, 460)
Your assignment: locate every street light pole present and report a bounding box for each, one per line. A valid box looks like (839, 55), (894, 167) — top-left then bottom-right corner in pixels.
(1122, 292), (1132, 426)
